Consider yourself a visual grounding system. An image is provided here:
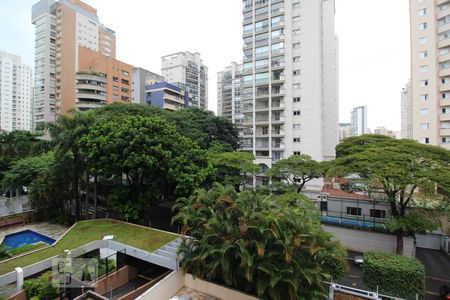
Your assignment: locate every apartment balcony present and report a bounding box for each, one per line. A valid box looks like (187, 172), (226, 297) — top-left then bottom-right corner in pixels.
(440, 83), (450, 92)
(271, 7), (284, 17)
(76, 84), (106, 92)
(271, 130), (285, 137)
(76, 92), (107, 102)
(438, 0), (450, 6)
(271, 102), (285, 110)
(439, 22), (450, 34)
(440, 68), (450, 77)
(164, 93), (184, 104)
(271, 88), (285, 96)
(271, 21), (285, 30)
(75, 101), (105, 110)
(76, 73), (107, 83)
(272, 75), (285, 84)
(243, 30), (253, 38)
(439, 38), (450, 49)
(255, 26), (269, 34)
(255, 12), (268, 21)
(271, 143), (285, 149)
(271, 61), (285, 70)
(271, 34), (285, 43)
(439, 53), (450, 63)
(441, 128), (450, 136)
(440, 114), (450, 121)
(271, 117), (285, 124)
(438, 9), (450, 19)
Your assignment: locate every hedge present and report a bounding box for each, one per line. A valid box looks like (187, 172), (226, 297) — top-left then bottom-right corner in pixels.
(363, 252), (425, 299)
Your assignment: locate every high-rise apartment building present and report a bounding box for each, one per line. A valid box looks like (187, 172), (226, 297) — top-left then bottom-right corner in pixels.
(161, 52), (208, 109)
(240, 0), (338, 168)
(0, 51), (33, 132)
(409, 0), (450, 149)
(31, 0), (117, 128)
(374, 126), (400, 139)
(401, 80), (413, 139)
(132, 67), (165, 104)
(217, 62), (244, 144)
(145, 82), (189, 111)
(351, 105), (368, 136)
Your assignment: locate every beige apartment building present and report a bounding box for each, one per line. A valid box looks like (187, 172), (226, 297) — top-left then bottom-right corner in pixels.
(410, 0), (450, 149)
(32, 0), (123, 127)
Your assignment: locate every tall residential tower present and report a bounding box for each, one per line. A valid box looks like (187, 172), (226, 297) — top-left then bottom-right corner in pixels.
(240, 0), (338, 169)
(161, 52), (208, 109)
(401, 80), (413, 139)
(409, 0), (450, 148)
(0, 51), (33, 132)
(351, 105), (368, 136)
(217, 62), (244, 144)
(31, 0), (118, 128)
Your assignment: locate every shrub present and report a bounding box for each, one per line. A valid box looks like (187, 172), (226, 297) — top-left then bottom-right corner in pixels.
(22, 272), (59, 300)
(363, 252), (425, 299)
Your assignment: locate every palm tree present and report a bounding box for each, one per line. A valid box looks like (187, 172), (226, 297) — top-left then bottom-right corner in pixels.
(0, 244), (11, 261)
(46, 110), (95, 220)
(174, 183), (347, 299)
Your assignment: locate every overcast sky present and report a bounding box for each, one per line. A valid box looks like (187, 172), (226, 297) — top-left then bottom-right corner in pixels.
(0, 0), (410, 130)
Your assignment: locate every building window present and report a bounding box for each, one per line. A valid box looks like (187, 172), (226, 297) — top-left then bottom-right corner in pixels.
(113, 77), (119, 82)
(420, 94), (429, 101)
(420, 79), (429, 86)
(122, 70), (129, 76)
(420, 65), (428, 72)
(418, 22), (427, 30)
(293, 29), (301, 36)
(346, 207), (362, 216)
(293, 2), (300, 8)
(370, 209), (386, 219)
(113, 85), (119, 91)
(293, 16), (300, 22)
(293, 137), (301, 142)
(293, 124), (301, 129)
(419, 36), (428, 44)
(420, 51), (428, 59)
(420, 137), (430, 144)
(293, 97), (301, 102)
(420, 108), (429, 116)
(293, 110), (301, 116)
(293, 56), (300, 62)
(293, 43), (301, 49)
(418, 8), (426, 16)
(293, 70), (300, 76)
(293, 83), (301, 89)
(421, 123), (430, 130)
(293, 151), (301, 155)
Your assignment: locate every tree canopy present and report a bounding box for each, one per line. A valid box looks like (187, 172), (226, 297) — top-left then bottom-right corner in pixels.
(329, 134), (450, 253)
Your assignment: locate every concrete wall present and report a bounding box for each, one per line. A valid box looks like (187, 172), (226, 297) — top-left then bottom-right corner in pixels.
(136, 270), (184, 300)
(326, 196), (391, 220)
(184, 274), (259, 300)
(94, 265), (137, 295)
(416, 233), (445, 250)
(323, 224), (415, 257)
(137, 271), (259, 300)
(0, 196), (30, 217)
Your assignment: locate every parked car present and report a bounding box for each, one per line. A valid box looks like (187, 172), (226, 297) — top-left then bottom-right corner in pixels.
(440, 284), (450, 300)
(354, 256), (364, 267)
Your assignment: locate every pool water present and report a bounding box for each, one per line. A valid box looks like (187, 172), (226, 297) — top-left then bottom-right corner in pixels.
(321, 216), (385, 229)
(1, 230), (55, 249)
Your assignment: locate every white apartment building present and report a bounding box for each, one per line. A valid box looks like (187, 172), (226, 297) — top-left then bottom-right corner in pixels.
(161, 52), (208, 109)
(0, 51), (33, 132)
(401, 80), (413, 139)
(338, 122), (352, 142)
(351, 105), (368, 136)
(217, 62), (244, 144)
(240, 0), (339, 171)
(410, 0), (450, 149)
(31, 0), (116, 129)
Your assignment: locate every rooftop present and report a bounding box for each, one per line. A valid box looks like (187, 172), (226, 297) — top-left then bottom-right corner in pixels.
(0, 219), (178, 276)
(321, 185), (373, 201)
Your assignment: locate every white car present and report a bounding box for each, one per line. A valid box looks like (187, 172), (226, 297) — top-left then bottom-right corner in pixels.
(354, 256), (364, 267)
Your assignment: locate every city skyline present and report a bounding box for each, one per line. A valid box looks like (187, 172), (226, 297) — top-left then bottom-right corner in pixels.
(0, 0), (410, 130)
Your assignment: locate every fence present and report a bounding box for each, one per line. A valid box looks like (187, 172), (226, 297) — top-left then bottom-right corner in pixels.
(442, 236), (450, 256)
(326, 283), (408, 300)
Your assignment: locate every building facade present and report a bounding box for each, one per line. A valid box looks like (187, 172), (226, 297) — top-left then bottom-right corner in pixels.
(217, 62), (245, 144)
(161, 52), (208, 109)
(240, 0), (338, 169)
(132, 67), (165, 105)
(31, 0), (117, 128)
(0, 51), (33, 132)
(351, 105), (368, 136)
(145, 82), (189, 111)
(373, 127), (400, 139)
(338, 122), (352, 142)
(409, 0), (450, 149)
(401, 80), (412, 139)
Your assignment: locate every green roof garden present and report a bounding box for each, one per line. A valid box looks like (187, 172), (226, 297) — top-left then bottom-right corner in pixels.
(0, 219), (178, 276)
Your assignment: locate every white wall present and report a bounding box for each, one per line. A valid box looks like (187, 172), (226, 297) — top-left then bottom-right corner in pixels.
(323, 224), (415, 257)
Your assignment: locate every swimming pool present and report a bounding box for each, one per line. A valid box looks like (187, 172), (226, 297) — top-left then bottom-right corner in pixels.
(1, 230), (56, 249)
(321, 216), (385, 229)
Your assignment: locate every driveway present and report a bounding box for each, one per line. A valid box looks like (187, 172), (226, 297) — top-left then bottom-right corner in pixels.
(416, 248), (450, 300)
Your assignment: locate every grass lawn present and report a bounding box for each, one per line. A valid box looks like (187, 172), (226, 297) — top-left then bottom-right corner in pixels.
(0, 219), (178, 276)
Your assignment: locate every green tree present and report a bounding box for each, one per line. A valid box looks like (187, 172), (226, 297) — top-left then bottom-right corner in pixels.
(0, 245), (10, 261)
(329, 135), (450, 254)
(173, 183), (347, 300)
(79, 115), (212, 220)
(266, 154), (324, 193)
(46, 111), (95, 220)
(207, 151), (258, 190)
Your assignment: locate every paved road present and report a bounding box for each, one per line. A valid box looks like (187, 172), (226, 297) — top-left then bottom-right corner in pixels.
(416, 248), (450, 300)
